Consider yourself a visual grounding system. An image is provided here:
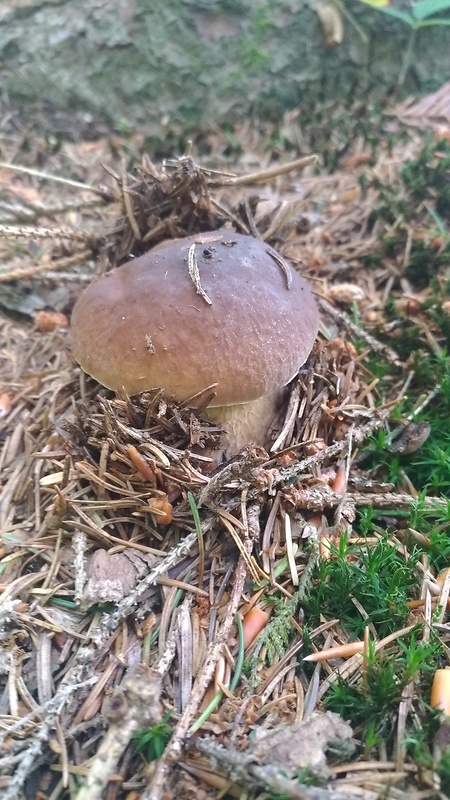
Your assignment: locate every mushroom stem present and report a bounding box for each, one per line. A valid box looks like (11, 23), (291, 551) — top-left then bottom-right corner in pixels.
(204, 387), (287, 457)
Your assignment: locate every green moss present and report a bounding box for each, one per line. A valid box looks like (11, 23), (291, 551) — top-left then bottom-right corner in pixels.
(401, 137), (450, 219)
(323, 634), (442, 752)
(305, 531), (420, 640)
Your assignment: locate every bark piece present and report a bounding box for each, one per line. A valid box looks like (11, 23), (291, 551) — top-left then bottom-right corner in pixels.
(250, 711), (354, 779)
(83, 548), (138, 605)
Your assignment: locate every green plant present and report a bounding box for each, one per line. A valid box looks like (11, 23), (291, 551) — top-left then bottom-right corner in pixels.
(401, 138), (450, 221)
(305, 532), (420, 640)
(132, 712), (172, 762)
(295, 767), (320, 787)
(246, 547), (319, 689)
(356, 0), (450, 84)
(367, 0), (450, 30)
(438, 745), (450, 796)
(190, 612), (245, 733)
(324, 632), (442, 750)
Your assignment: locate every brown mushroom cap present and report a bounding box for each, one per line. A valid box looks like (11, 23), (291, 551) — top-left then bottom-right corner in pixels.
(71, 230), (319, 405)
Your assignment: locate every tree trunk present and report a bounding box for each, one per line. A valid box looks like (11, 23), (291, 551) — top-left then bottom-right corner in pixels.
(1, 0), (449, 141)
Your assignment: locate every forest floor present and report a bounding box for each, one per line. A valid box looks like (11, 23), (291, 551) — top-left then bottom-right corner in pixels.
(1, 85), (450, 800)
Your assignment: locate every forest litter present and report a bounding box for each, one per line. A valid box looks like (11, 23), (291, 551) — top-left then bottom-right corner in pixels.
(1, 103), (450, 800)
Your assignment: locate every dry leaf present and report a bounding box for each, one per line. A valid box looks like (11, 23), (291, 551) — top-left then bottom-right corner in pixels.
(34, 310), (70, 332)
(83, 549), (138, 605)
(392, 81), (450, 131)
(328, 284), (365, 304)
(249, 711), (354, 778)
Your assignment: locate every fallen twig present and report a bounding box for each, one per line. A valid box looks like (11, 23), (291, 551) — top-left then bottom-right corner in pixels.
(278, 414), (391, 486)
(194, 738), (365, 800)
(0, 162), (111, 196)
(221, 155), (318, 186)
(75, 666), (165, 800)
(0, 223), (99, 244)
(1, 677), (97, 800)
(0, 530), (200, 798)
(318, 297), (403, 367)
(143, 497), (261, 800)
(285, 486), (449, 513)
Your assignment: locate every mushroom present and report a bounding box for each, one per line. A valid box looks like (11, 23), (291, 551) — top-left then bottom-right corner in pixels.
(71, 230), (319, 456)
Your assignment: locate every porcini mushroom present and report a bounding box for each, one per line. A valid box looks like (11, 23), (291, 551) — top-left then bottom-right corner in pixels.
(71, 230), (319, 456)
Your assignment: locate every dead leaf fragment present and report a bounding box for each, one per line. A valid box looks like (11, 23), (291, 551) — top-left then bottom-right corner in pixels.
(0, 393), (12, 419)
(328, 284), (365, 305)
(393, 81), (450, 131)
(315, 1), (344, 48)
(391, 421), (431, 455)
(249, 711), (354, 778)
(148, 495), (173, 525)
(34, 310), (69, 332)
(83, 549), (138, 605)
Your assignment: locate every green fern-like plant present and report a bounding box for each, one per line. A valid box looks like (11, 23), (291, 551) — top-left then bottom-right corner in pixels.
(132, 712), (172, 762)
